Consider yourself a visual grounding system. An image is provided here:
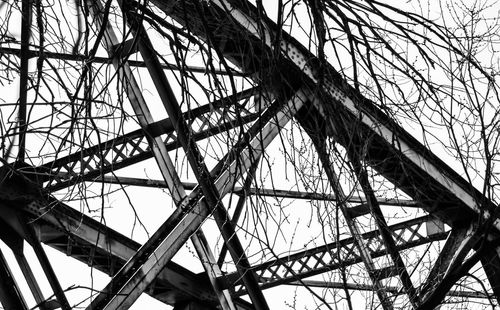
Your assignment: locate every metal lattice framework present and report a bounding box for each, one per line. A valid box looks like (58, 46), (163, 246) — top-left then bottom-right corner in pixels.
(1, 0), (500, 309)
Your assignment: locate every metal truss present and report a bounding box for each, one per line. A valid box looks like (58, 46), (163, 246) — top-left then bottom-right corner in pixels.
(1, 0), (500, 309)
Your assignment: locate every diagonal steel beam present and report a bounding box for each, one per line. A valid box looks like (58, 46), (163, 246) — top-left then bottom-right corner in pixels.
(36, 88), (259, 192)
(0, 167), (248, 309)
(14, 250), (49, 310)
(0, 248), (28, 310)
(25, 197), (221, 307)
(309, 137), (397, 310)
(225, 215), (448, 295)
(22, 219), (72, 310)
(348, 156), (419, 307)
(326, 108), (420, 307)
(0, 218), (50, 310)
(418, 222), (482, 308)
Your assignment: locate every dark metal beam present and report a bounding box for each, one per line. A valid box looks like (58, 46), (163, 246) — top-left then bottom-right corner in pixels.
(217, 158), (260, 267)
(308, 129), (395, 309)
(287, 280), (491, 299)
(0, 249), (28, 310)
(34, 87), (259, 191)
(24, 222), (71, 310)
(226, 215), (448, 296)
(480, 244), (500, 304)
(84, 84), (303, 309)
(417, 223), (483, 309)
(347, 154), (419, 306)
(14, 249), (49, 310)
(18, 0), (32, 162)
(0, 47), (247, 76)
(94, 175), (417, 207)
(419, 226), (475, 300)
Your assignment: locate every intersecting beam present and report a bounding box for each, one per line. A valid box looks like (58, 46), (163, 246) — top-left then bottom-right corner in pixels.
(84, 71), (304, 309)
(419, 225), (476, 300)
(307, 131), (395, 308)
(14, 251), (49, 310)
(114, 3), (301, 308)
(0, 220), (50, 310)
(0, 161), (224, 308)
(28, 198), (221, 307)
(226, 215), (448, 295)
(217, 158), (260, 267)
(24, 221), (72, 310)
(87, 2), (266, 308)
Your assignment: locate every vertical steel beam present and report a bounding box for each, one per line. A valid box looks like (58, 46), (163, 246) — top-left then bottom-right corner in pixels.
(18, 0), (32, 162)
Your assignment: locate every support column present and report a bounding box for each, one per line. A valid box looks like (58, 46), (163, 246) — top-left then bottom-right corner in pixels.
(0, 248), (28, 309)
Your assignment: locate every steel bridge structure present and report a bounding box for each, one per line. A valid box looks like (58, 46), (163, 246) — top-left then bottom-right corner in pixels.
(0, 0), (499, 309)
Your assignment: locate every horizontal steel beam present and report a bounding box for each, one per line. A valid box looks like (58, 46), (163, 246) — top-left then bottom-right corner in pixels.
(0, 47), (247, 76)
(287, 280), (491, 299)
